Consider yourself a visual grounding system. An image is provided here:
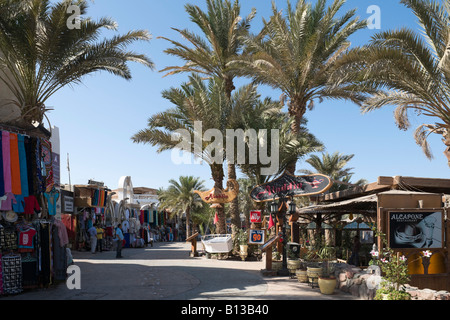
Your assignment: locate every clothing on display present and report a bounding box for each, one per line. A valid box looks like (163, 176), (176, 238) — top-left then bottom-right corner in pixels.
(44, 190), (59, 216)
(0, 128), (70, 296)
(2, 254), (22, 295)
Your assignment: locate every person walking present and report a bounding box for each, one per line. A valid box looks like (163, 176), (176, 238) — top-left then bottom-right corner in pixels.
(88, 224), (98, 254)
(114, 223), (124, 258)
(96, 225), (104, 252)
(348, 235), (361, 266)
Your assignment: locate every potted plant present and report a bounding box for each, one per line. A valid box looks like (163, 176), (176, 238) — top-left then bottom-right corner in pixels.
(287, 246), (301, 271)
(371, 227), (412, 300)
(303, 246), (322, 285)
(236, 229), (248, 260)
(296, 262), (308, 283)
(317, 245), (337, 295)
(272, 250), (282, 271)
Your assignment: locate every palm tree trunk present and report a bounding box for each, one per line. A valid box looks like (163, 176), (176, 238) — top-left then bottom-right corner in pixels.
(286, 98), (307, 174)
(228, 162), (240, 251)
(185, 206), (191, 238)
(211, 163), (226, 234)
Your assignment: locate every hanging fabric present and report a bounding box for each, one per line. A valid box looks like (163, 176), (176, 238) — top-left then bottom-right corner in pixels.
(17, 134), (29, 197)
(44, 189), (59, 216)
(0, 131), (4, 196)
(40, 138), (53, 193)
(2, 131), (14, 197)
(9, 132), (22, 195)
(52, 223), (67, 281)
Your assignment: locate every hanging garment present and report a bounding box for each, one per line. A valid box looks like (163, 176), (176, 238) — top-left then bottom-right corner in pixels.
(0, 192), (16, 211)
(12, 194), (25, 213)
(38, 222), (51, 286)
(21, 255), (38, 288)
(17, 134), (29, 197)
(0, 225), (3, 250)
(2, 254), (22, 295)
(0, 132), (4, 196)
(17, 225), (37, 252)
(9, 133), (22, 195)
(2, 131), (12, 194)
(1, 226), (17, 250)
(35, 138), (44, 193)
(24, 136), (36, 196)
(40, 139), (54, 192)
(0, 253), (3, 295)
(52, 224), (67, 281)
(24, 195), (41, 215)
(54, 219), (69, 247)
(44, 190), (59, 216)
(140, 210), (144, 224)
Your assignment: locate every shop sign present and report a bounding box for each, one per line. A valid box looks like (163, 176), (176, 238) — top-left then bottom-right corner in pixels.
(250, 210), (262, 223)
(388, 210), (443, 249)
(250, 171), (332, 202)
(61, 190), (74, 213)
(194, 179), (239, 204)
(248, 229), (265, 245)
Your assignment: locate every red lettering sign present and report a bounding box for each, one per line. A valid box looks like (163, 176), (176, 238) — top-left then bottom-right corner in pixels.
(250, 210), (262, 223)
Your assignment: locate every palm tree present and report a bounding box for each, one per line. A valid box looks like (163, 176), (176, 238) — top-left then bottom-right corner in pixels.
(0, 0), (154, 127)
(299, 151), (367, 192)
(346, 0), (450, 166)
(230, 93), (323, 245)
(158, 0), (256, 241)
(132, 74), (234, 234)
(159, 0), (255, 97)
(229, 0), (369, 174)
(298, 151), (367, 244)
(238, 104), (324, 186)
(157, 176), (205, 238)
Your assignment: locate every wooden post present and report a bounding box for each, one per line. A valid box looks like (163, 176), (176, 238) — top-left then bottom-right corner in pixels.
(186, 232), (199, 257)
(260, 235), (280, 276)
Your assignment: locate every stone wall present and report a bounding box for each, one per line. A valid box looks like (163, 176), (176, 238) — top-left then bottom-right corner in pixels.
(334, 263), (450, 300)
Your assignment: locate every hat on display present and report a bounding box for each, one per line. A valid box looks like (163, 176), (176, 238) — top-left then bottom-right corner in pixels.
(2, 211), (18, 223)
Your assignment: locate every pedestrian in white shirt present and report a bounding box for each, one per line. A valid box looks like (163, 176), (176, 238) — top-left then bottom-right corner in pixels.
(88, 225), (97, 254)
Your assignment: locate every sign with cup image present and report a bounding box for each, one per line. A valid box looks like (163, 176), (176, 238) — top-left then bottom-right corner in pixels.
(388, 210), (443, 249)
(250, 210), (262, 223)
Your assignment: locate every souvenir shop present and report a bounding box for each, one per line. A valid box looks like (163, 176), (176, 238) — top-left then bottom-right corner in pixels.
(0, 125), (69, 295)
(73, 184), (114, 252)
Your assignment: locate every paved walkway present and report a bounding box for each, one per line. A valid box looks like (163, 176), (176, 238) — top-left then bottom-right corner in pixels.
(3, 241), (358, 300)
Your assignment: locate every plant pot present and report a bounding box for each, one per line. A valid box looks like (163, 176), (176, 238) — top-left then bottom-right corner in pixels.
(272, 261), (282, 271)
(295, 269), (308, 283)
(239, 244), (248, 261)
(287, 259), (301, 270)
(307, 267), (323, 284)
(318, 277), (337, 295)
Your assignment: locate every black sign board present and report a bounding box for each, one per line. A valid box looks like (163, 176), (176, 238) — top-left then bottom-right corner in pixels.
(61, 189), (74, 213)
(250, 171), (332, 202)
(388, 210), (443, 249)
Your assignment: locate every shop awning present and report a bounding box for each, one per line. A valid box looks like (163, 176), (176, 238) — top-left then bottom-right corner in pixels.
(298, 193), (378, 214)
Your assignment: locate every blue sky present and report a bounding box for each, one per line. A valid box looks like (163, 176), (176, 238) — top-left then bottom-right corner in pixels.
(47, 0), (449, 191)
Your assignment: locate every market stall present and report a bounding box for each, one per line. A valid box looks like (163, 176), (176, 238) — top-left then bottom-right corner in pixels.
(73, 183), (114, 252)
(0, 125), (69, 295)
